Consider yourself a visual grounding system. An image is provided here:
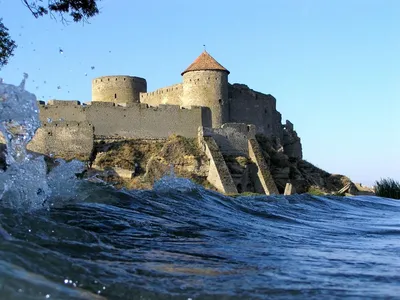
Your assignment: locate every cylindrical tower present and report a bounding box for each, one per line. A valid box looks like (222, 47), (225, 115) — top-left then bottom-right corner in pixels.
(181, 51), (230, 128)
(92, 75), (147, 104)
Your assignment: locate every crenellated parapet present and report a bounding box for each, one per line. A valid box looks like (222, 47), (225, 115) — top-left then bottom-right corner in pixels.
(140, 83), (183, 107)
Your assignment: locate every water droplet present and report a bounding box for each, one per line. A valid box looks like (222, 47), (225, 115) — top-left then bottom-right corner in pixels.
(47, 118), (52, 123)
(36, 86), (39, 89)
(64, 279), (68, 284)
(69, 280), (72, 284)
(91, 66), (95, 70)
(97, 291), (101, 294)
(102, 286), (106, 290)
(57, 86), (61, 90)
(45, 294), (50, 298)
(18, 289), (23, 293)
(59, 48), (63, 54)
(44, 81), (46, 84)
(28, 229), (31, 232)
(84, 73), (88, 76)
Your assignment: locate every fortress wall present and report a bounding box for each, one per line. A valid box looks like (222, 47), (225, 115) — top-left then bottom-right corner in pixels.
(140, 83), (183, 107)
(182, 70), (229, 127)
(200, 123), (256, 156)
(27, 121), (94, 161)
(84, 103), (205, 139)
(228, 84), (283, 139)
(39, 101), (87, 123)
(92, 76), (147, 104)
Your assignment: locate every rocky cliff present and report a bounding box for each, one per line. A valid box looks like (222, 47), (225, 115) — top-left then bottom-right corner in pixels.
(0, 134), (371, 196)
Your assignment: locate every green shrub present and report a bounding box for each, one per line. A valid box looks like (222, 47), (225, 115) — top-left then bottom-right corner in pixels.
(307, 186), (326, 196)
(374, 178), (400, 199)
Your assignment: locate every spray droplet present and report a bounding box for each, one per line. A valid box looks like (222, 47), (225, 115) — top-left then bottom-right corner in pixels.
(84, 73), (88, 76)
(44, 81), (46, 84)
(59, 48), (64, 54)
(45, 294), (50, 298)
(64, 279), (68, 284)
(57, 86), (61, 90)
(91, 66), (95, 70)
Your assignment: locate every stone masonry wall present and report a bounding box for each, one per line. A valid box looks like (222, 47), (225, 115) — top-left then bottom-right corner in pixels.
(182, 70), (229, 128)
(92, 76), (147, 104)
(200, 123), (256, 156)
(140, 83), (183, 107)
(38, 101), (208, 139)
(27, 121), (94, 161)
(228, 84), (283, 140)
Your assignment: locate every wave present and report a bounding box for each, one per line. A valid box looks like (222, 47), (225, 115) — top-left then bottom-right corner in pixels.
(0, 176), (399, 299)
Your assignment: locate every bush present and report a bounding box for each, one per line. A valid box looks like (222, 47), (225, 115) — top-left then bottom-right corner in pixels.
(374, 178), (400, 199)
(307, 186), (326, 196)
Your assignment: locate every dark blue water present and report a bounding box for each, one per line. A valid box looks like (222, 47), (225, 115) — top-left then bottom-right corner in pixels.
(0, 177), (399, 300)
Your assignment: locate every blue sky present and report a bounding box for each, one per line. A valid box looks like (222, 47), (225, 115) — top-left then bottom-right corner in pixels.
(1, 0), (399, 186)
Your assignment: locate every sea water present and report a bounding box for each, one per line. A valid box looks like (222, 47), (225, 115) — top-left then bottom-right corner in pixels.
(0, 78), (399, 299)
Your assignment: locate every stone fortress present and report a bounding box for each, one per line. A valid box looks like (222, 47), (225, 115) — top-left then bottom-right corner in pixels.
(27, 51), (304, 195)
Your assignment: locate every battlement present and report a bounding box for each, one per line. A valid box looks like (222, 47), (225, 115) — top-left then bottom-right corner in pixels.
(140, 83), (182, 97)
(42, 121), (92, 127)
(140, 83), (183, 107)
(47, 100), (81, 106)
(93, 75), (146, 84)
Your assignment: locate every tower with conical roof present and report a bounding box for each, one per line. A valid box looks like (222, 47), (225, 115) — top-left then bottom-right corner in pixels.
(181, 51), (229, 127)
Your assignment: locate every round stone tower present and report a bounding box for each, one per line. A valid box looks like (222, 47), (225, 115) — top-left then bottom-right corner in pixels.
(181, 51), (229, 128)
(92, 75), (147, 104)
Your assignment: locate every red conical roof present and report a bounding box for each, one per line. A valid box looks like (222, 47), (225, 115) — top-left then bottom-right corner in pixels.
(181, 51), (230, 75)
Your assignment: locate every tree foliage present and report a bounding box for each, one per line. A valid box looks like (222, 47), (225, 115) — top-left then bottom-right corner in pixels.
(0, 19), (16, 68)
(0, 0), (100, 69)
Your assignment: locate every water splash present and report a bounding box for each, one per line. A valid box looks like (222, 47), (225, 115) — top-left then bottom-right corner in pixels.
(153, 164), (200, 193)
(0, 73), (40, 165)
(0, 76), (84, 211)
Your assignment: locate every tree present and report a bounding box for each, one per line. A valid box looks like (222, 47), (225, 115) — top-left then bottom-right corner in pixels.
(0, 19), (16, 67)
(0, 0), (100, 69)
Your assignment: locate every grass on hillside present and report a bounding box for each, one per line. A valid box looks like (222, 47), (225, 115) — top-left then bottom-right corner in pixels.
(374, 178), (400, 199)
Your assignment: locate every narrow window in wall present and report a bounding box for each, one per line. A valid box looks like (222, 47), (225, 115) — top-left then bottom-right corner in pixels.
(218, 99), (222, 105)
(115, 93), (117, 99)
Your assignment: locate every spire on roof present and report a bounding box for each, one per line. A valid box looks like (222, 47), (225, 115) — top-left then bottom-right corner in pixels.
(181, 51), (230, 75)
